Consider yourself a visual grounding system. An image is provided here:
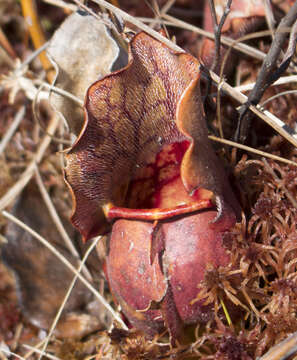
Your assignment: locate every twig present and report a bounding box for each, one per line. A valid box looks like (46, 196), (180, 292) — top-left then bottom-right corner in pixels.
(259, 331), (297, 360)
(0, 27), (17, 59)
(33, 79), (84, 106)
(23, 340), (44, 359)
(208, 0), (232, 72)
(207, 68), (297, 148)
(206, 0), (232, 139)
(18, 41), (50, 72)
(216, 28), (294, 146)
(261, 89), (297, 106)
(42, 0), (78, 11)
(264, 0), (276, 40)
(0, 347), (26, 360)
(236, 2), (297, 143)
(2, 209), (128, 329)
(234, 75), (297, 92)
(88, 0), (267, 63)
(208, 135), (297, 167)
(162, 13), (267, 61)
(10, 323), (23, 352)
(160, 0), (176, 17)
(79, 0), (186, 51)
(149, 0), (175, 32)
(211, 20), (297, 148)
(272, 19), (297, 84)
(37, 237), (100, 360)
(0, 5), (61, 210)
(22, 345), (61, 360)
(0, 106), (25, 155)
(20, 0), (55, 82)
(0, 349), (8, 360)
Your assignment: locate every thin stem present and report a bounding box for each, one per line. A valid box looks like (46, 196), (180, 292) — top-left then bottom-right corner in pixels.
(205, 0), (231, 139)
(236, 1), (297, 142)
(18, 41), (50, 72)
(162, 13), (266, 61)
(37, 237), (100, 360)
(208, 135), (297, 167)
(206, 67), (297, 148)
(20, 0), (54, 81)
(259, 331), (297, 360)
(0, 106), (25, 156)
(0, 27), (17, 59)
(33, 79), (84, 106)
(261, 89), (297, 106)
(208, 0), (232, 72)
(34, 168), (93, 281)
(23, 345), (60, 360)
(234, 75), (297, 92)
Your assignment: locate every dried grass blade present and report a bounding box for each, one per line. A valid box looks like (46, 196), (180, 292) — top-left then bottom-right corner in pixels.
(37, 237), (100, 360)
(34, 167), (93, 281)
(209, 135), (297, 167)
(0, 106), (25, 156)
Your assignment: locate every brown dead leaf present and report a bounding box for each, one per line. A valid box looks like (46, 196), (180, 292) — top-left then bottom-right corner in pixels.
(47, 10), (128, 135)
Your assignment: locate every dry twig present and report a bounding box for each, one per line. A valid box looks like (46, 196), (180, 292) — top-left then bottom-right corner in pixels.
(259, 331), (297, 360)
(236, 1), (297, 142)
(0, 106), (25, 156)
(209, 135), (297, 167)
(208, 0), (232, 72)
(162, 13), (267, 61)
(20, 0), (55, 82)
(234, 75), (297, 92)
(0, 27), (17, 60)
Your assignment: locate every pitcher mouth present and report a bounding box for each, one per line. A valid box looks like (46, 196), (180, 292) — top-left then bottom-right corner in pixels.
(103, 140), (215, 222)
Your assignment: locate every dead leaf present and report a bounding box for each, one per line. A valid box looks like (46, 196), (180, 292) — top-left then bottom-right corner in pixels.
(47, 11), (128, 135)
